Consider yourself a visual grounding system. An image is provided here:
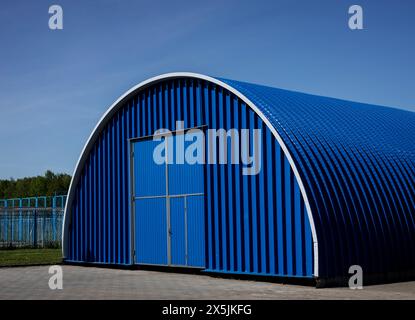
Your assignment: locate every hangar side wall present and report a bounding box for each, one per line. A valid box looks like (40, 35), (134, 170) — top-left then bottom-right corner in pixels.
(65, 78), (314, 277)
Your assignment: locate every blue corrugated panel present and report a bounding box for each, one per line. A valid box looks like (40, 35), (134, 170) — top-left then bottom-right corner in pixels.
(170, 198), (186, 266)
(219, 77), (415, 279)
(202, 85), (313, 277)
(187, 195), (205, 267)
(135, 198), (167, 265)
(134, 139), (166, 197)
(168, 132), (205, 196)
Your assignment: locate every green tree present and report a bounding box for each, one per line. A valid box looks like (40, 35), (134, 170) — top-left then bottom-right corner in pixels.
(0, 171), (71, 199)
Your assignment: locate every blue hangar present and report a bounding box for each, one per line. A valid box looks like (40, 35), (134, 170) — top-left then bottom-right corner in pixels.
(62, 72), (415, 286)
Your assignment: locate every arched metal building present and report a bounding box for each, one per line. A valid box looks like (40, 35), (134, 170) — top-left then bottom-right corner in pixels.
(62, 72), (415, 285)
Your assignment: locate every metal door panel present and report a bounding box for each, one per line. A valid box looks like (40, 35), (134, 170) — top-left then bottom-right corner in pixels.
(135, 198), (167, 265)
(168, 132), (204, 195)
(187, 195), (205, 267)
(170, 197), (186, 266)
(132, 130), (205, 268)
(134, 139), (166, 197)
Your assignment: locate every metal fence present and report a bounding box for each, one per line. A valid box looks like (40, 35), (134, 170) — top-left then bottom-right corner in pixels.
(0, 208), (63, 248)
(0, 195), (66, 209)
(0, 195), (66, 248)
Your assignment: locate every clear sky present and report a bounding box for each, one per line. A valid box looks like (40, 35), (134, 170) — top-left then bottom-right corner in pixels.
(0, 0), (414, 179)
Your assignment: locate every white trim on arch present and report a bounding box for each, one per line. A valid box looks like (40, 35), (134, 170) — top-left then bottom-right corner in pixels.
(62, 72), (319, 277)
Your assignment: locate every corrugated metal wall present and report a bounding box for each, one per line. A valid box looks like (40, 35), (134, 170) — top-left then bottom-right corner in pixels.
(66, 77), (314, 277)
(222, 78), (415, 279)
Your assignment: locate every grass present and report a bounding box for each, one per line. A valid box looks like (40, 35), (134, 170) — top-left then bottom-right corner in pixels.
(0, 248), (62, 267)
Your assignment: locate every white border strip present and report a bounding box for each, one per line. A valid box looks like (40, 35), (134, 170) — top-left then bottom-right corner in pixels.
(62, 72), (319, 277)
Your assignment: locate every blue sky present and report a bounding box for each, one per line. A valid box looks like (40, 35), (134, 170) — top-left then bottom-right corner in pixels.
(0, 0), (414, 179)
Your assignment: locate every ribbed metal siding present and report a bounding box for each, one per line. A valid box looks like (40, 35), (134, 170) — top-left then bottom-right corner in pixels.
(134, 139), (166, 197)
(168, 136), (205, 195)
(66, 78), (314, 277)
(170, 198), (186, 265)
(202, 85), (313, 277)
(221, 78), (415, 279)
(187, 195), (205, 267)
(68, 107), (131, 264)
(135, 198), (167, 265)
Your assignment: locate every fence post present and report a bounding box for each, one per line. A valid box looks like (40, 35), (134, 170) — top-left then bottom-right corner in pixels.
(52, 196), (56, 241)
(10, 209), (14, 246)
(19, 199), (23, 243)
(41, 210), (44, 247)
(5, 210), (8, 246)
(33, 209), (37, 248)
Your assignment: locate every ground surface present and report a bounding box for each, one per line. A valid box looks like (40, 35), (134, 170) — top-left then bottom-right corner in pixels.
(0, 265), (414, 299)
(0, 249), (62, 267)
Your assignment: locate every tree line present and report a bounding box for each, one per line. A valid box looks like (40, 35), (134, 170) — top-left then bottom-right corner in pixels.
(0, 171), (71, 199)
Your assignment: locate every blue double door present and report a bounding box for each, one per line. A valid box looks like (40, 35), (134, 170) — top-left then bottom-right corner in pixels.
(132, 132), (205, 268)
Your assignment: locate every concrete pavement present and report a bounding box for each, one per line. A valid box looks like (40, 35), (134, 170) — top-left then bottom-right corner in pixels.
(0, 265), (414, 300)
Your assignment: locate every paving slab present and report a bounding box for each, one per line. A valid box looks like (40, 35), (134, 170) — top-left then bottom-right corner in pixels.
(0, 265), (414, 300)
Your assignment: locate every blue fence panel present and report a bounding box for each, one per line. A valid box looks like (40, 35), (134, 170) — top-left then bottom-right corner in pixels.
(0, 208), (63, 248)
(0, 195), (66, 248)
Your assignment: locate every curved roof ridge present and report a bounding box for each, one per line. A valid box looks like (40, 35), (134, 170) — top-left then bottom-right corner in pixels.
(218, 77), (415, 115)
